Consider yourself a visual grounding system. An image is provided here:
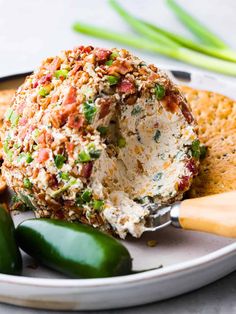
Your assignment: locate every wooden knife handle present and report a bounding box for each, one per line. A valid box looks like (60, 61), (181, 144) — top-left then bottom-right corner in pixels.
(179, 191), (236, 238)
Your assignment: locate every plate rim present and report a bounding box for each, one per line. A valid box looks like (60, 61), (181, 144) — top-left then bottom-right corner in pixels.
(0, 71), (235, 288)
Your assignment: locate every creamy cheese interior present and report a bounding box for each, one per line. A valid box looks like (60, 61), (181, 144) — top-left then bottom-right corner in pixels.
(90, 96), (196, 238)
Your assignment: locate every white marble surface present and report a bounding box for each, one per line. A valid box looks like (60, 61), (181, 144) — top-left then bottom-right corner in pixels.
(0, 0), (236, 312)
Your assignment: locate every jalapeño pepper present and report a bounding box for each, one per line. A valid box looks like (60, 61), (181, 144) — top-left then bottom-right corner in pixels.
(0, 204), (22, 275)
(16, 219), (132, 278)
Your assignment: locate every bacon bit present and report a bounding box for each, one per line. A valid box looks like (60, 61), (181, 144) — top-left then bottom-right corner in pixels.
(55, 209), (65, 219)
(39, 73), (52, 84)
(32, 168), (39, 179)
(51, 94), (59, 103)
(37, 132), (46, 146)
(77, 46), (94, 53)
(154, 122), (159, 128)
(117, 78), (136, 94)
(66, 142), (74, 157)
(99, 98), (112, 119)
(61, 103), (77, 125)
(16, 103), (26, 115)
(178, 175), (190, 191)
(186, 159), (198, 175)
(81, 161), (93, 178)
(70, 61), (83, 76)
(95, 48), (111, 62)
(108, 60), (133, 75)
(19, 117), (27, 126)
(37, 148), (50, 163)
(62, 86), (77, 106)
(68, 114), (84, 129)
(48, 57), (61, 73)
(162, 95), (178, 113)
(33, 81), (39, 88)
(180, 101), (194, 124)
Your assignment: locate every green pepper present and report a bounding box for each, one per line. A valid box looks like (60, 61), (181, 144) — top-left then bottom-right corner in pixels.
(54, 154), (66, 169)
(16, 219), (132, 278)
(107, 75), (120, 86)
(54, 69), (69, 79)
(0, 205), (22, 275)
(155, 84), (165, 100)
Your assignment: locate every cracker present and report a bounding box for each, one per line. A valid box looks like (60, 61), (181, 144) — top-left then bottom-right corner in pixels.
(180, 86), (236, 197)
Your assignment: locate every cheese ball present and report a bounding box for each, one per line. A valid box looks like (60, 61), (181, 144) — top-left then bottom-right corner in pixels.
(2, 46), (199, 238)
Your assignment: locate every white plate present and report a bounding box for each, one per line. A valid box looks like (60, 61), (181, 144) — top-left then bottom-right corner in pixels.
(0, 71), (235, 311)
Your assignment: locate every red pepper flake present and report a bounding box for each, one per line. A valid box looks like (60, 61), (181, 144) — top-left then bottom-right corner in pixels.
(37, 148), (50, 163)
(39, 73), (52, 84)
(68, 114), (84, 129)
(62, 86), (77, 106)
(33, 81), (39, 88)
(95, 48), (111, 62)
(178, 175), (190, 191)
(117, 78), (136, 94)
(186, 159), (198, 175)
(81, 161), (93, 178)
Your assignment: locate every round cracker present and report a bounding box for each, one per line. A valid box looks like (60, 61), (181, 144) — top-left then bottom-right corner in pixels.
(180, 86), (236, 197)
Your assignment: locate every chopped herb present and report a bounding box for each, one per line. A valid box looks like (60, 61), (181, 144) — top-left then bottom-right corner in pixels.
(153, 172), (163, 181)
(54, 69), (69, 79)
(131, 105), (142, 115)
(83, 102), (97, 124)
(93, 199), (104, 211)
(51, 178), (77, 198)
(6, 109), (19, 127)
(200, 145), (207, 159)
(19, 193), (36, 210)
(3, 140), (13, 161)
(23, 178), (33, 190)
(38, 86), (51, 97)
(155, 84), (165, 100)
(107, 75), (120, 85)
(78, 150), (91, 163)
(191, 139), (201, 159)
(59, 172), (70, 181)
(33, 129), (40, 138)
(54, 154), (66, 169)
(153, 130), (161, 142)
(89, 148), (102, 159)
(5, 108), (14, 120)
(110, 51), (119, 59)
(118, 137), (126, 148)
(25, 153), (33, 163)
(81, 189), (92, 202)
(105, 60), (113, 66)
(97, 126), (108, 136)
